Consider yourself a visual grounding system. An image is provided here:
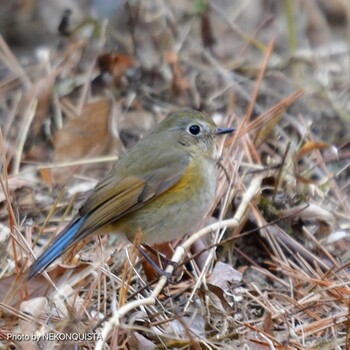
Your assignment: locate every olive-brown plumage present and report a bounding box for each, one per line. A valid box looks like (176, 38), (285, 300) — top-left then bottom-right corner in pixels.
(29, 111), (234, 278)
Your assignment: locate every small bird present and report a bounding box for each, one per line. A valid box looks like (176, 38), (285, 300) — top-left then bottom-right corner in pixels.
(28, 111), (234, 278)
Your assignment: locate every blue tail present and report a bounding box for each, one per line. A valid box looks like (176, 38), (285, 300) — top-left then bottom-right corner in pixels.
(28, 216), (86, 279)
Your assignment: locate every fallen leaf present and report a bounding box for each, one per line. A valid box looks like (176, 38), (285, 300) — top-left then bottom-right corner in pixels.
(293, 141), (335, 184)
(98, 52), (134, 84)
(208, 261), (242, 290)
(53, 98), (114, 181)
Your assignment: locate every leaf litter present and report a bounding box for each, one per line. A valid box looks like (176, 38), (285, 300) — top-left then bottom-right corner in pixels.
(0, 0), (349, 349)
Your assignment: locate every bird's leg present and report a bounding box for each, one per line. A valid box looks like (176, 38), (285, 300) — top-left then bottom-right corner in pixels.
(142, 244), (179, 269)
(137, 245), (173, 282)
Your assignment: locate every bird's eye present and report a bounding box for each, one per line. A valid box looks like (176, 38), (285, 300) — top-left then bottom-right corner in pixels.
(188, 124), (201, 135)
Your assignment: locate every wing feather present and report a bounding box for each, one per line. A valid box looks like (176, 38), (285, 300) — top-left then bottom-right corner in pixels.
(77, 154), (189, 236)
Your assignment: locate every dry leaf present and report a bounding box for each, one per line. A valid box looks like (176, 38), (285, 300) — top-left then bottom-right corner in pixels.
(208, 261), (242, 290)
(294, 141), (332, 162)
(262, 311), (273, 336)
(129, 332), (156, 350)
(98, 53), (134, 84)
(54, 98), (113, 162)
(293, 141), (334, 183)
(142, 242), (174, 283)
(53, 98), (114, 181)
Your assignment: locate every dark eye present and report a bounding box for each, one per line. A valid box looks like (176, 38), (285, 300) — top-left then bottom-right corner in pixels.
(188, 124), (201, 135)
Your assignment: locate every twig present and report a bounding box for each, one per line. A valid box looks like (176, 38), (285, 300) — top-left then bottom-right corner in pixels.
(95, 175), (263, 349)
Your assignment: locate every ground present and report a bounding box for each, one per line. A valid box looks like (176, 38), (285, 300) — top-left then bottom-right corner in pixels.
(0, 0), (349, 349)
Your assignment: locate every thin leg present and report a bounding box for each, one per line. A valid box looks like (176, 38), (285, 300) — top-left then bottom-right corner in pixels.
(137, 245), (172, 281)
(142, 244), (178, 269)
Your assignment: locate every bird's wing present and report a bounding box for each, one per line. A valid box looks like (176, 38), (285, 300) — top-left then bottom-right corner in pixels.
(78, 154), (189, 235)
(29, 152), (190, 278)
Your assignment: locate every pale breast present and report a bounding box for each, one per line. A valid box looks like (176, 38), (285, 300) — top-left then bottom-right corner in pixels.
(115, 156), (217, 243)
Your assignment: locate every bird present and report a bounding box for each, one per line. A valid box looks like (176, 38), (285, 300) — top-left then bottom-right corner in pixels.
(28, 110), (234, 278)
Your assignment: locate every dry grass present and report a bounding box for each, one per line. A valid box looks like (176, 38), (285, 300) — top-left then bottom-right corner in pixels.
(0, 1), (349, 349)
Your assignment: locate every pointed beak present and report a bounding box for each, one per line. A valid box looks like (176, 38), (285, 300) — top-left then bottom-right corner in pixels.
(215, 127), (235, 136)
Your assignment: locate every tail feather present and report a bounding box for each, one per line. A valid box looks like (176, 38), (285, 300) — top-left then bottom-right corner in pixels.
(28, 216), (86, 279)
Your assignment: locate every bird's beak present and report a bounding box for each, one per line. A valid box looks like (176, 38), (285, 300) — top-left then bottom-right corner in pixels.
(215, 127), (235, 136)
